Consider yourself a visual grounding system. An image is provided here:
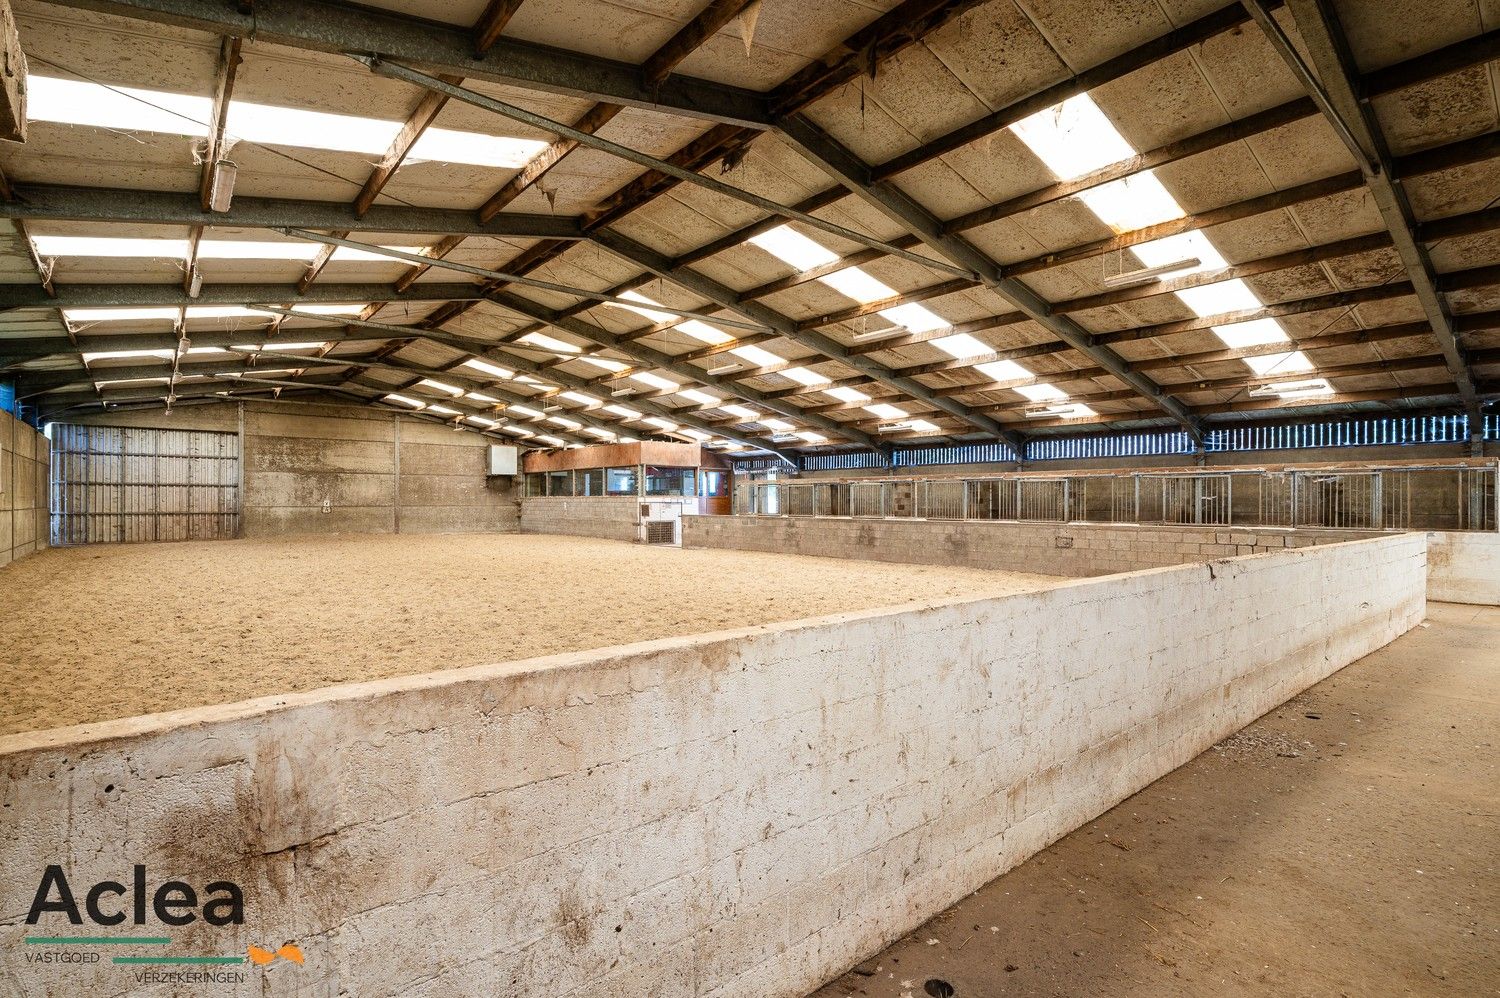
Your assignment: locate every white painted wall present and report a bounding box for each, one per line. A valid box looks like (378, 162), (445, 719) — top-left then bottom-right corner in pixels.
(0, 535), (1426, 997)
(1426, 531), (1500, 604)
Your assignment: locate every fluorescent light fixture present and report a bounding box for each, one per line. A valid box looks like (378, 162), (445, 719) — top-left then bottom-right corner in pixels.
(1024, 402), (1097, 419)
(208, 159), (236, 213)
(876, 422), (913, 433)
(507, 404), (544, 419)
(768, 433), (799, 442)
(94, 376), (171, 387)
(850, 326), (906, 344)
(416, 378), (463, 397)
(461, 358), (514, 379)
(1250, 378), (1335, 399)
(748, 226), (838, 271)
(384, 394), (425, 409)
(187, 267), (203, 299)
(27, 76), (547, 169)
(1100, 257), (1201, 288)
(706, 363), (741, 375)
(610, 388), (637, 397)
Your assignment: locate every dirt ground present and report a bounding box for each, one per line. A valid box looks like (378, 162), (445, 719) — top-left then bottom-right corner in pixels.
(812, 601), (1500, 998)
(0, 533), (1062, 736)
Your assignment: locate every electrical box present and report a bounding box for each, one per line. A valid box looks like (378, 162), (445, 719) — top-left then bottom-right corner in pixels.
(487, 444), (519, 477)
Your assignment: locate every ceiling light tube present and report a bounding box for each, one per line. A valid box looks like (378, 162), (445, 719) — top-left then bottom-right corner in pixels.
(1100, 257), (1201, 289)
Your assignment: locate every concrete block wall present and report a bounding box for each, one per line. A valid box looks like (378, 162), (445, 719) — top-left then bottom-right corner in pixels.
(64, 401), (519, 537)
(520, 496), (643, 542)
(682, 516), (1374, 578)
(520, 497), (699, 543)
(0, 535), (1425, 997)
(0, 409), (48, 568)
(1425, 531), (1500, 604)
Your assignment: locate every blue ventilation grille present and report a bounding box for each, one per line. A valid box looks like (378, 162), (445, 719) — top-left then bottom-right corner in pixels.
(1206, 414), (1480, 452)
(893, 442), (1018, 467)
(1026, 431), (1193, 462)
(800, 450), (889, 471)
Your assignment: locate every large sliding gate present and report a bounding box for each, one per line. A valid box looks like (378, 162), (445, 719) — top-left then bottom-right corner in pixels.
(50, 424), (241, 544)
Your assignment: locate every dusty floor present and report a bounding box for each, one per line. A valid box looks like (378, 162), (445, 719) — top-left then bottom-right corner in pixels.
(0, 532), (1062, 736)
(811, 601), (1500, 998)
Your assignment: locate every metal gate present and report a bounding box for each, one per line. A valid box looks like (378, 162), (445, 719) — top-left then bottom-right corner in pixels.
(50, 424), (241, 544)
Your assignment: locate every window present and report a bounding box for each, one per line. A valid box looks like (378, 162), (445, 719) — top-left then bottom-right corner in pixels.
(525, 472), (546, 497)
(607, 467), (638, 496)
(547, 470), (574, 497)
(699, 471), (728, 498)
(645, 466), (694, 496)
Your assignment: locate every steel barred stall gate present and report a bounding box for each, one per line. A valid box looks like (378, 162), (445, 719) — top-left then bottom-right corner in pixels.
(739, 461), (1500, 532)
(48, 423), (241, 545)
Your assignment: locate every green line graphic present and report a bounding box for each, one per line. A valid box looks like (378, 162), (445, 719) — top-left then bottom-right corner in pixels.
(112, 956), (244, 965)
(25, 937), (171, 945)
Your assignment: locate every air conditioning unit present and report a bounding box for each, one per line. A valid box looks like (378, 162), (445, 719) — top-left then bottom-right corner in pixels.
(487, 444), (519, 476)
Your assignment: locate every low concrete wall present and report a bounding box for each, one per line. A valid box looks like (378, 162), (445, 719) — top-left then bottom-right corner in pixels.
(520, 496), (698, 543)
(0, 534), (1425, 997)
(683, 515), (1372, 577)
(0, 409), (48, 567)
(65, 401), (519, 536)
(1426, 531), (1500, 604)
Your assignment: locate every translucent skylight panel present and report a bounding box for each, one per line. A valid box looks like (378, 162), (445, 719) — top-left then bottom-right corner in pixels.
(536, 435), (565, 446)
(1131, 231), (1226, 275)
(507, 404), (544, 419)
(824, 386), (870, 403)
(780, 367), (830, 386)
(1175, 279), (1264, 317)
(1014, 383), (1068, 403)
(931, 333), (990, 359)
(584, 427), (616, 439)
(676, 320), (732, 345)
(907, 420), (941, 433)
(546, 416), (582, 430)
(864, 403), (908, 419)
(797, 431), (827, 443)
(64, 304), (363, 323)
(1243, 351), (1313, 377)
(880, 303), (949, 333)
(427, 404), (461, 416)
(729, 344), (782, 367)
(416, 379), (463, 396)
(461, 358), (514, 379)
(680, 428), (713, 441)
(1078, 174), (1184, 232)
(975, 359), (1032, 381)
(611, 291), (676, 323)
(761, 418), (794, 431)
(604, 404), (641, 419)
(1010, 94), (1135, 179)
(29, 76), (546, 168)
(631, 372), (678, 390)
(721, 404), (759, 420)
(384, 394), (425, 408)
(465, 391), (500, 403)
(1209, 318), (1290, 349)
(677, 389), (720, 405)
(561, 391), (601, 405)
(644, 417), (678, 431)
(748, 226), (839, 271)
(519, 332), (581, 354)
(820, 268), (895, 303)
(465, 415), (499, 428)
(579, 357), (628, 372)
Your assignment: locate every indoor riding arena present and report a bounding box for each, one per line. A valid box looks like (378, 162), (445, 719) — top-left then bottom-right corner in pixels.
(0, 1), (1497, 996)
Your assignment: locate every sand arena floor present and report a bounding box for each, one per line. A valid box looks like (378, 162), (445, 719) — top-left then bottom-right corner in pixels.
(0, 532), (1064, 736)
